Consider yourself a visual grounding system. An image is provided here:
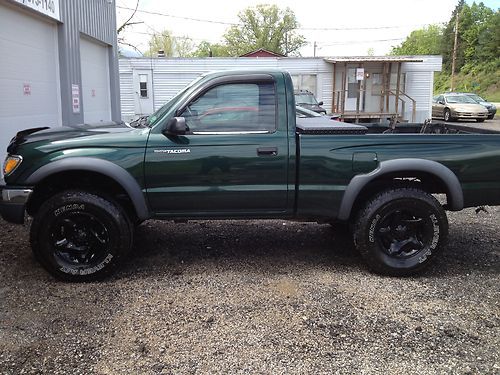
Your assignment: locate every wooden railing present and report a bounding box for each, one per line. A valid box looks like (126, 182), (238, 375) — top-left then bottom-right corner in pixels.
(388, 90), (416, 122)
(332, 89), (416, 122)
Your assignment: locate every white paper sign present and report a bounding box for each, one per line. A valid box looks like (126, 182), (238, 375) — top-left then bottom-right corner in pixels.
(72, 84), (80, 114)
(356, 68), (365, 81)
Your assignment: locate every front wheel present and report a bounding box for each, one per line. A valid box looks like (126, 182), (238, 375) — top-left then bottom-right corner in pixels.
(443, 108), (453, 122)
(30, 191), (133, 281)
(353, 188), (448, 276)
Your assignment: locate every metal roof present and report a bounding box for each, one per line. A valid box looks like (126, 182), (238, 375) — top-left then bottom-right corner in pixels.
(324, 56), (425, 63)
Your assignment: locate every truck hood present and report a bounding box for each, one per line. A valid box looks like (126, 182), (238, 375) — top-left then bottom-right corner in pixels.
(7, 122), (146, 154)
(449, 103), (488, 113)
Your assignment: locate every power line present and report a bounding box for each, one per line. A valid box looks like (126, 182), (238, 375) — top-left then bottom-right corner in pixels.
(117, 6), (237, 26)
(319, 38), (406, 46)
(116, 6), (429, 31)
(124, 29), (221, 44)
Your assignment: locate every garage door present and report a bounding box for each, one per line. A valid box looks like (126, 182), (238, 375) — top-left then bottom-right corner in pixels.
(80, 37), (112, 124)
(0, 3), (60, 157)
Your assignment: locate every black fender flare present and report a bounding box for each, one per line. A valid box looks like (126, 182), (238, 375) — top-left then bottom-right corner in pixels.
(25, 157), (150, 220)
(338, 158), (464, 220)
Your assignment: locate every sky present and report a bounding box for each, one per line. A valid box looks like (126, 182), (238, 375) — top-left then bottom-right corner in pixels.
(116, 0), (499, 57)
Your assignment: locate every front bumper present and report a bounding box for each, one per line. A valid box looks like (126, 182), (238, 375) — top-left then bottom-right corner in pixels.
(0, 181), (33, 224)
(453, 111), (488, 120)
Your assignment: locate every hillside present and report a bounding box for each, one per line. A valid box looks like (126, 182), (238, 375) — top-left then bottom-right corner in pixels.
(392, 1), (499, 101)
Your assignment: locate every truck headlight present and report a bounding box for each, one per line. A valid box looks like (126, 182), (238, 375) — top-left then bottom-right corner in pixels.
(3, 155), (23, 176)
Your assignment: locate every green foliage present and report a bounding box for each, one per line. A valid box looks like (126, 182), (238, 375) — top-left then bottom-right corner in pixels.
(145, 30), (194, 57)
(222, 4), (307, 56)
(393, 1), (499, 101)
(190, 41), (230, 57)
(392, 25), (444, 55)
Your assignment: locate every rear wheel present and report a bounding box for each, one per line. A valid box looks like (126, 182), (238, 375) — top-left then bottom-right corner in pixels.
(30, 191), (132, 281)
(353, 188), (448, 276)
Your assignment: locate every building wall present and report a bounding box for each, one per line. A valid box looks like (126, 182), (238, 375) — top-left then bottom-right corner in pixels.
(119, 56), (441, 123)
(58, 0), (120, 125)
(119, 57), (334, 121)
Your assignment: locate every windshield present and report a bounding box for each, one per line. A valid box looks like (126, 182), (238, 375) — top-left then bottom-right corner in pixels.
(295, 93), (318, 105)
(147, 75), (205, 127)
(466, 94), (485, 102)
(445, 95), (476, 104)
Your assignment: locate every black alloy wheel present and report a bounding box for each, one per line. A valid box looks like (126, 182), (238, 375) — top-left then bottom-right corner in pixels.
(353, 187), (448, 276)
(30, 191), (132, 281)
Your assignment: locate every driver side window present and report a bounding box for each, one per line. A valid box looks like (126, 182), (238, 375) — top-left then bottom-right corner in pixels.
(180, 82), (276, 133)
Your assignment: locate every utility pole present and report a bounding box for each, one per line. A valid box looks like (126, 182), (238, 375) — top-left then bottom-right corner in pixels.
(313, 41), (317, 57)
(451, 11), (459, 91)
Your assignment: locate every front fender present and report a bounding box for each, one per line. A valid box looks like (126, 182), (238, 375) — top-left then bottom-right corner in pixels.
(338, 158), (464, 220)
(25, 157), (150, 220)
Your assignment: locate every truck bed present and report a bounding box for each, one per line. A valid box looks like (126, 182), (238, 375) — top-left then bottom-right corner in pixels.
(296, 116), (500, 135)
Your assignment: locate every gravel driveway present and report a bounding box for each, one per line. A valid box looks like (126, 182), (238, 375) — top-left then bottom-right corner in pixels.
(0, 207), (499, 374)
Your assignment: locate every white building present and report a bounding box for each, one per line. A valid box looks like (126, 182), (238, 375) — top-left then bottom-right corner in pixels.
(0, 0), (121, 157)
(119, 55), (442, 123)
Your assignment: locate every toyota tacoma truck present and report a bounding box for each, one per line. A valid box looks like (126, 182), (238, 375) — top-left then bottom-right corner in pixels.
(1, 70), (500, 281)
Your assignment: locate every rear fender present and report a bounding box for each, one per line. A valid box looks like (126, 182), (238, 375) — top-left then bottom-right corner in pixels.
(338, 158), (464, 220)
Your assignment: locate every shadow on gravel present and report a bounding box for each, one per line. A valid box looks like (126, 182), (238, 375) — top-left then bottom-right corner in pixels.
(116, 218), (499, 281)
(421, 226), (500, 278)
(117, 220), (361, 280)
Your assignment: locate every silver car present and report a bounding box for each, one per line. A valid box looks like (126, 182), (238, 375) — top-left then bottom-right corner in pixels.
(432, 94), (489, 122)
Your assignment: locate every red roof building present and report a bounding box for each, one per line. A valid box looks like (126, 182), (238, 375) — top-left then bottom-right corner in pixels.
(239, 48), (285, 58)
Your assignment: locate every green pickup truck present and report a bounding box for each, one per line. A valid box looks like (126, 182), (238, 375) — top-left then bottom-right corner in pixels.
(2, 70), (500, 281)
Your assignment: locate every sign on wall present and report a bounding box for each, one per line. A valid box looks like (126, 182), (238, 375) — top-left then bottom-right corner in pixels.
(356, 68), (365, 81)
(12, 0), (60, 21)
(72, 84), (80, 114)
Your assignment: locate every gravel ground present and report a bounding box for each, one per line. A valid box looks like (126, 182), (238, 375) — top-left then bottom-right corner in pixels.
(0, 207), (499, 375)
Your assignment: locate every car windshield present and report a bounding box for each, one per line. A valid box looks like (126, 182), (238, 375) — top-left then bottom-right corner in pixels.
(466, 94), (485, 102)
(147, 75), (205, 127)
(445, 95), (476, 104)
(295, 93), (318, 105)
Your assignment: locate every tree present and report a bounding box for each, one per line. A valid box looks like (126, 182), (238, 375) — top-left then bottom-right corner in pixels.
(391, 24), (444, 55)
(145, 30), (194, 57)
(116, 0), (143, 54)
(222, 4), (307, 56)
(191, 41), (230, 57)
(441, 0), (466, 73)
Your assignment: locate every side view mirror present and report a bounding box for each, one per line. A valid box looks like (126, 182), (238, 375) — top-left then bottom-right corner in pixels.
(439, 100), (445, 105)
(163, 117), (189, 136)
(318, 101), (324, 106)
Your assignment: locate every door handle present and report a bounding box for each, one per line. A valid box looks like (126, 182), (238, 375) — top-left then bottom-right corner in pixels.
(257, 147), (278, 156)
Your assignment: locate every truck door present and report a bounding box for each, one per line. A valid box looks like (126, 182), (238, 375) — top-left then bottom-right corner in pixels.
(145, 76), (289, 216)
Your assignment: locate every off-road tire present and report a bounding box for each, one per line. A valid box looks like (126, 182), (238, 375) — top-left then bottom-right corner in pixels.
(353, 188), (448, 276)
(30, 191), (133, 282)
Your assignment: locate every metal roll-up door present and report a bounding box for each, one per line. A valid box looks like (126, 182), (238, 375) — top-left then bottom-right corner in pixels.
(80, 37), (112, 124)
(0, 2), (60, 156)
